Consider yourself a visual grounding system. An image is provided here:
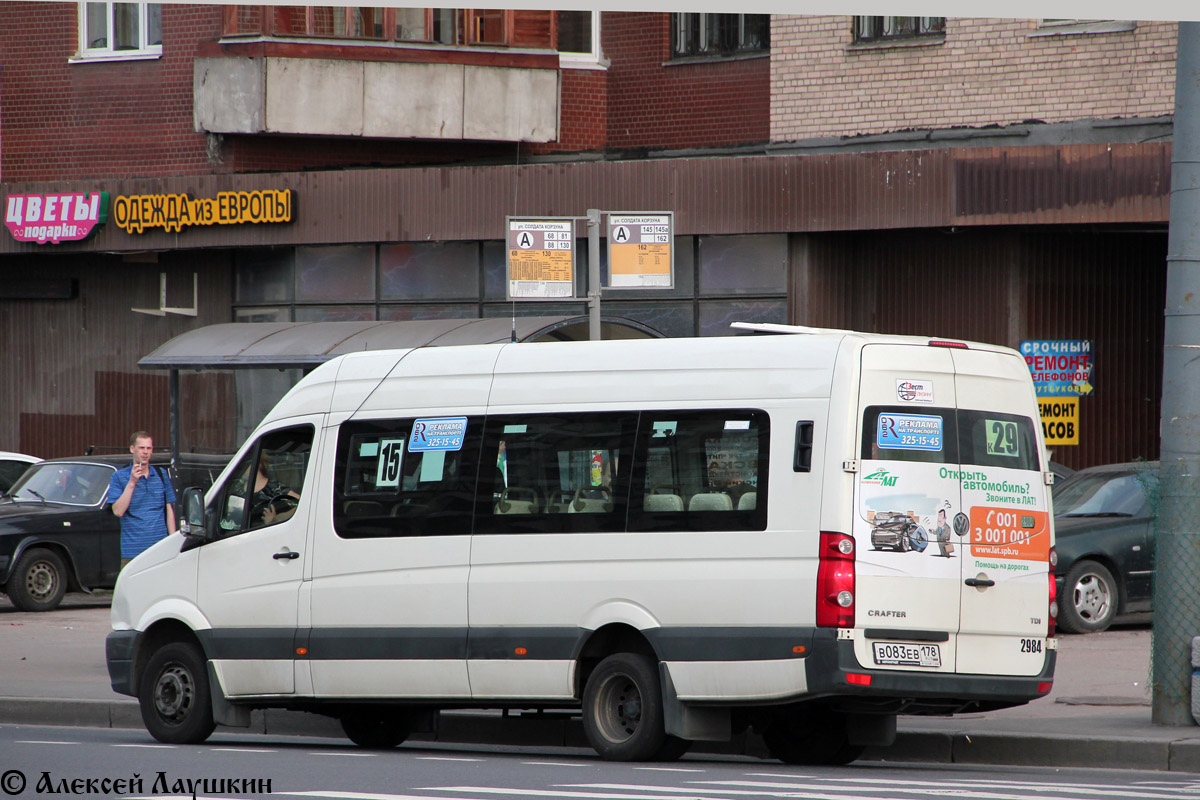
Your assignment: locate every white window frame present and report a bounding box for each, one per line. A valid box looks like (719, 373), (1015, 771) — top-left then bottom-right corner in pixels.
(74, 2), (162, 63)
(1030, 19), (1136, 37)
(558, 10), (604, 69)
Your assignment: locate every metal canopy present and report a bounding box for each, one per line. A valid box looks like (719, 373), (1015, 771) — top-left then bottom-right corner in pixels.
(138, 316), (663, 371)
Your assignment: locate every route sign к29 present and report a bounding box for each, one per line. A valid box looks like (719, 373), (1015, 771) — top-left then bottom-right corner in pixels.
(506, 217), (575, 300)
(607, 213), (673, 289)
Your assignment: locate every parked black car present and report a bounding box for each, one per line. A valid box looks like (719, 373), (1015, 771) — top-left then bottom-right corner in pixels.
(1053, 461), (1158, 634)
(0, 452), (229, 611)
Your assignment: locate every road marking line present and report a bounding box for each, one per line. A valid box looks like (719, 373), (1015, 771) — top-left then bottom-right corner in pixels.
(633, 768), (705, 774)
(113, 744), (175, 749)
(416, 757), (486, 762)
(209, 748), (277, 753)
(16, 740), (77, 745)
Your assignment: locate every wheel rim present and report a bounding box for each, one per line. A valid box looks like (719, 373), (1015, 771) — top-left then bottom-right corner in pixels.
(594, 673), (643, 744)
(24, 560), (58, 602)
(1073, 572), (1113, 623)
(153, 663), (196, 723)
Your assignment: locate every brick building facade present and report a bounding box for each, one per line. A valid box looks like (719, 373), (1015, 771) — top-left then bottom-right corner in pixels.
(0, 8), (1179, 469)
(771, 17), (1177, 141)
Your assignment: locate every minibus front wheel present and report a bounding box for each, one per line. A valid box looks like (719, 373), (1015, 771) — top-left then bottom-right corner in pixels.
(139, 641), (216, 744)
(583, 652), (686, 761)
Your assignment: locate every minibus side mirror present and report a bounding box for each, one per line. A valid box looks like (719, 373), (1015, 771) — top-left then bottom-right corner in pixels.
(180, 487), (208, 540)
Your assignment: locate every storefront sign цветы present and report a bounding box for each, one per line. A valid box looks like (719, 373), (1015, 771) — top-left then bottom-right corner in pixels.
(5, 191), (108, 244)
(113, 189), (296, 234)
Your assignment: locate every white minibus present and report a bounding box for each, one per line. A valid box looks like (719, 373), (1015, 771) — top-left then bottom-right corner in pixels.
(107, 325), (1056, 764)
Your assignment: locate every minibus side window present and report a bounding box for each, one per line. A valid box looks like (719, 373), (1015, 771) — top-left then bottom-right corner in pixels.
(628, 409), (769, 533)
(214, 425), (314, 538)
(476, 412), (637, 535)
(334, 417), (483, 539)
(861, 406), (958, 464)
(957, 410), (1040, 471)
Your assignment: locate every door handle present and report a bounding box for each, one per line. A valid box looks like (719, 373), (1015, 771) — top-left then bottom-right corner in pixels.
(965, 577), (995, 588)
(273, 549), (300, 560)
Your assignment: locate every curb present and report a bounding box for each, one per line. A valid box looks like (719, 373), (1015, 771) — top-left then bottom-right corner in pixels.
(3, 697), (1200, 772)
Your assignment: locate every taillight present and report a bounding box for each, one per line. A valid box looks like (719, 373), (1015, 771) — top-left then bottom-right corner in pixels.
(1047, 546), (1058, 637)
(817, 531), (856, 628)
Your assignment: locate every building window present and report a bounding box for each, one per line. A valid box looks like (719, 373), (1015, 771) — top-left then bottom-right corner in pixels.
(671, 13), (768, 58)
(853, 16), (944, 44)
(79, 2), (162, 59)
(558, 10), (601, 65)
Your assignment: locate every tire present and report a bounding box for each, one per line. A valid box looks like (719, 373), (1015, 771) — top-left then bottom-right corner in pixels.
(653, 735), (692, 761)
(1059, 559), (1119, 634)
(909, 526), (928, 553)
(340, 711), (411, 749)
(760, 708), (865, 766)
(139, 641), (215, 744)
(7, 548), (67, 612)
(583, 653), (672, 761)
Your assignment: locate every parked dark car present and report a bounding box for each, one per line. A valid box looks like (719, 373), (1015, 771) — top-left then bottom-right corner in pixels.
(0, 452), (230, 611)
(1053, 461), (1158, 634)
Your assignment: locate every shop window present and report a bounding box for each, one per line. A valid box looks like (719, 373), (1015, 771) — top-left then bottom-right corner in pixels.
(671, 13), (768, 59)
(380, 242), (480, 301)
(853, 16), (945, 44)
(295, 245), (376, 303)
(78, 2), (162, 60)
(235, 249), (294, 305)
(698, 234), (787, 295)
(698, 300), (786, 338)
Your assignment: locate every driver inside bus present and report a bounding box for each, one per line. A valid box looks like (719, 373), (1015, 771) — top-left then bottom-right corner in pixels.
(251, 452), (301, 528)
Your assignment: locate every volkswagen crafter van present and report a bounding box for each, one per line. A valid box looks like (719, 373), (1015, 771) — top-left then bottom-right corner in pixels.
(107, 325), (1056, 764)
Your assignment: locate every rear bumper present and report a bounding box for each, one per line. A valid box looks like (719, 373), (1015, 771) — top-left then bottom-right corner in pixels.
(804, 629), (1055, 714)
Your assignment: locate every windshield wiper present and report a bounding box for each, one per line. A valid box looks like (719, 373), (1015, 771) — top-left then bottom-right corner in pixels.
(26, 489), (47, 504)
(1063, 511), (1131, 517)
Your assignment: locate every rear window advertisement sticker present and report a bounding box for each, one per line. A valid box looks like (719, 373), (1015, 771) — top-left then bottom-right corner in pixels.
(896, 379), (934, 404)
(877, 413), (943, 451)
(985, 418), (1021, 458)
(409, 417), (468, 453)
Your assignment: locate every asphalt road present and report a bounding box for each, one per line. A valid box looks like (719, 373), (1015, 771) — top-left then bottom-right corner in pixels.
(4, 723), (1200, 800)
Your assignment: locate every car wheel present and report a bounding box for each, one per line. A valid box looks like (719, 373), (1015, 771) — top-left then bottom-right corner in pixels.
(340, 711), (411, 749)
(909, 526), (929, 553)
(583, 653), (675, 761)
(760, 707), (865, 765)
(7, 548), (67, 612)
(1059, 559), (1118, 634)
(139, 641), (216, 744)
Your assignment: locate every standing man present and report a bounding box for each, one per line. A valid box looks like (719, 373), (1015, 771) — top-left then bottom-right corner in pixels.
(108, 431), (176, 569)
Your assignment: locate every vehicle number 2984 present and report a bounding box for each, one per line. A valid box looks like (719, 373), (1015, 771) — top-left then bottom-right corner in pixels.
(1020, 638), (1043, 654)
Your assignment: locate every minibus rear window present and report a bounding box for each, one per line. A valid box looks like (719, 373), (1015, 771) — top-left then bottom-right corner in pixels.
(861, 406), (958, 464)
(958, 410), (1041, 472)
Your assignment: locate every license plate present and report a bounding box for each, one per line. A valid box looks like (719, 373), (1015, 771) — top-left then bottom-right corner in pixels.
(872, 641), (941, 668)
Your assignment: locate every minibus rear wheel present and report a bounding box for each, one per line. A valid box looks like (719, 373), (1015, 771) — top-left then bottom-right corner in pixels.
(583, 652), (678, 761)
(761, 707), (864, 765)
(340, 711), (411, 749)
(139, 641), (216, 744)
